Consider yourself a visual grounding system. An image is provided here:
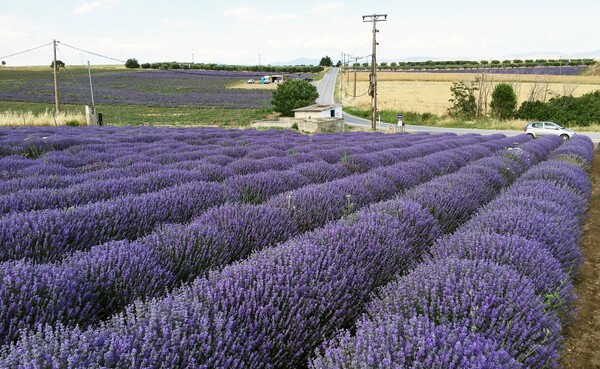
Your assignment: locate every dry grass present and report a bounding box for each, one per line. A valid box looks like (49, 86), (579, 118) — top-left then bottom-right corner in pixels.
(341, 72), (600, 115)
(229, 81), (278, 90)
(0, 110), (86, 126)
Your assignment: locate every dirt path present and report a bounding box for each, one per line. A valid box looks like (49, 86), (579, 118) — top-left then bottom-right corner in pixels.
(561, 150), (600, 369)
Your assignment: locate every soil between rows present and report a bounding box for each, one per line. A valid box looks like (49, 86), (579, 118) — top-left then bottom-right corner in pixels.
(561, 149), (600, 369)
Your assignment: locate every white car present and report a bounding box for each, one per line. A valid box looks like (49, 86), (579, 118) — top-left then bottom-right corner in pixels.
(524, 121), (576, 141)
(247, 79), (255, 84)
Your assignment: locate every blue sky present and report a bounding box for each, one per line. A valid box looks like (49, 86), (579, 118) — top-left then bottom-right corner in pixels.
(1, 0), (599, 66)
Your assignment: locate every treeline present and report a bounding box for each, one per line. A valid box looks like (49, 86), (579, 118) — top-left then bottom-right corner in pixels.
(134, 61), (323, 74)
(351, 58), (597, 71)
(518, 91), (600, 127)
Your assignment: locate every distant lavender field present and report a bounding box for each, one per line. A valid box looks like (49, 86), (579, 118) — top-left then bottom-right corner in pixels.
(415, 66), (588, 76)
(0, 70), (288, 109)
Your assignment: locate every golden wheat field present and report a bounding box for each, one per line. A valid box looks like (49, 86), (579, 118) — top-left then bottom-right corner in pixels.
(340, 72), (600, 115)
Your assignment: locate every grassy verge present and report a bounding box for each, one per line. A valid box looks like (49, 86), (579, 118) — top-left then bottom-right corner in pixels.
(0, 101), (272, 128)
(343, 106), (600, 132)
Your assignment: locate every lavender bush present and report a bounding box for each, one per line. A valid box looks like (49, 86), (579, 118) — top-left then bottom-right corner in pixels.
(0, 181), (230, 263)
(0, 170), (212, 215)
(1, 201), (441, 368)
(518, 159), (592, 201)
(430, 231), (576, 322)
(310, 315), (523, 369)
(0, 204), (299, 345)
(362, 258), (563, 368)
(225, 170), (310, 204)
(2, 126), (585, 368)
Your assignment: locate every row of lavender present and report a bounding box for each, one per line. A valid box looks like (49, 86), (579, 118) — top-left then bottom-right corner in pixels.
(0, 136), (561, 367)
(1, 128), (468, 211)
(4, 130), (484, 214)
(0, 132), (504, 264)
(1, 127), (432, 178)
(0, 134), (522, 346)
(311, 135), (594, 369)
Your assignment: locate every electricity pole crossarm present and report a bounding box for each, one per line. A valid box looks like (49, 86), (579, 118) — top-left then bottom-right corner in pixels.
(362, 14), (387, 131)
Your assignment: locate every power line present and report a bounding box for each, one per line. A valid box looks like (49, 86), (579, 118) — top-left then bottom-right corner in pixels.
(0, 42), (53, 60)
(57, 45), (91, 105)
(58, 41), (127, 63)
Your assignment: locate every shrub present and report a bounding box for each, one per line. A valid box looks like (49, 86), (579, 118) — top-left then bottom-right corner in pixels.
(517, 90), (600, 127)
(490, 83), (517, 119)
(448, 81), (477, 119)
(124, 58), (140, 69)
(271, 79), (319, 117)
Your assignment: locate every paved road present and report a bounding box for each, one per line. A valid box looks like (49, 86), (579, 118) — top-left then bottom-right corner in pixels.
(344, 111), (600, 141)
(315, 67), (338, 105)
(320, 67), (600, 141)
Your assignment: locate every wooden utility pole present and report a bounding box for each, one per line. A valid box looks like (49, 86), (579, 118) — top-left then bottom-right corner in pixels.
(346, 54), (351, 88)
(340, 52), (345, 104)
(53, 40), (60, 113)
(353, 56), (359, 98)
(363, 14), (387, 130)
(477, 72), (484, 118)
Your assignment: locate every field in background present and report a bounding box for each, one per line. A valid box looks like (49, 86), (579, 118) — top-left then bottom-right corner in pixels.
(341, 71), (600, 115)
(0, 101), (270, 127)
(0, 66), (276, 127)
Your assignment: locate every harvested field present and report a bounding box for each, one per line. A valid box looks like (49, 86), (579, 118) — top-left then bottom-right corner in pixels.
(341, 72), (600, 115)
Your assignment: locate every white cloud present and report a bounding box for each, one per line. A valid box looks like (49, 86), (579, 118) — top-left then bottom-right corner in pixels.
(73, 0), (120, 15)
(0, 16), (32, 40)
(159, 18), (193, 28)
(224, 6), (256, 20)
(224, 6), (302, 23)
(312, 2), (346, 14)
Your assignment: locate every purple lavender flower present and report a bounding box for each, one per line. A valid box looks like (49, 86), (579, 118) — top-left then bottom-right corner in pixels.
(364, 258), (563, 368)
(430, 230), (576, 323)
(310, 315), (523, 369)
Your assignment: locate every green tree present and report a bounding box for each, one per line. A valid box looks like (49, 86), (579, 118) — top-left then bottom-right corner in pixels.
(490, 83), (518, 120)
(448, 81), (478, 119)
(50, 60), (65, 70)
(319, 56), (333, 67)
(125, 58), (140, 68)
(1, 61), (5, 66)
(272, 79), (319, 117)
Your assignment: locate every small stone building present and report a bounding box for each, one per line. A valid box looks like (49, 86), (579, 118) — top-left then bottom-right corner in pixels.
(293, 104), (343, 119)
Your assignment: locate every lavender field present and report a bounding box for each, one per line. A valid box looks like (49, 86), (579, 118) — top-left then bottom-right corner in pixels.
(0, 69), (275, 109)
(0, 126), (594, 368)
(418, 65), (588, 75)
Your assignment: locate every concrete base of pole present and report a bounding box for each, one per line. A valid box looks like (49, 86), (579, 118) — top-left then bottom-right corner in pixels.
(85, 105), (98, 126)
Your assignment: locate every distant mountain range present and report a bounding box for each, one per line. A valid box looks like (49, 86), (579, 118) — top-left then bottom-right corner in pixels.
(269, 58), (321, 66)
